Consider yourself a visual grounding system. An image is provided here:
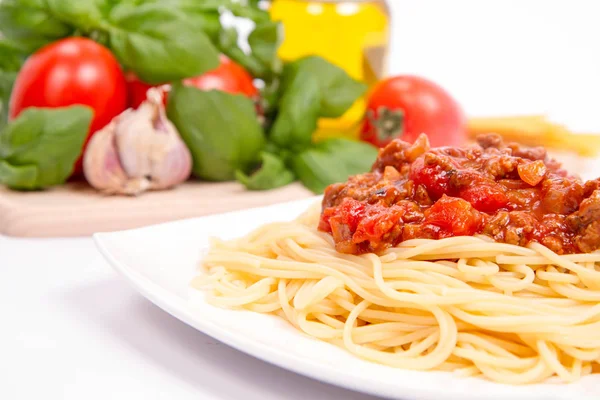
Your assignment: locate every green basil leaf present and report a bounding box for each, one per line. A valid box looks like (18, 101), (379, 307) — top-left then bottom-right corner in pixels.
(161, 0), (222, 41)
(0, 40), (27, 71)
(111, 0), (222, 41)
(218, 15), (282, 79)
(0, 40), (24, 130)
(44, 0), (107, 33)
(291, 138), (378, 194)
(0, 161), (37, 189)
(269, 71), (321, 151)
(235, 151), (295, 190)
(263, 140), (281, 155)
(248, 20), (283, 77)
(229, 2), (271, 24)
(108, 3), (220, 84)
(167, 83), (266, 181)
(217, 27), (267, 79)
(282, 56), (367, 118)
(177, 9), (221, 42)
(269, 56), (367, 151)
(0, 106), (93, 190)
(0, 71), (18, 131)
(140, 0), (223, 9)
(0, 0), (73, 52)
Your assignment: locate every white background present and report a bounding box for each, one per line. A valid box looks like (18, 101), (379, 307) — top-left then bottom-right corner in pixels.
(1, 1), (600, 399)
(388, 0), (600, 130)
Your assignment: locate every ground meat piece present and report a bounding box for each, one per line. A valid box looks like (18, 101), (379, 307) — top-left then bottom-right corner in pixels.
(448, 169), (482, 192)
(398, 200), (425, 223)
(482, 211), (510, 242)
(503, 211), (538, 246)
(402, 223), (442, 241)
(508, 143), (548, 161)
(482, 155), (519, 179)
(322, 173), (382, 208)
(476, 133), (503, 149)
(540, 236), (564, 253)
(321, 182), (346, 209)
(505, 188), (540, 209)
(568, 190), (600, 253)
(414, 184), (432, 206)
(575, 221), (600, 253)
(584, 179), (600, 197)
(538, 215), (571, 254)
(541, 178), (585, 214)
(372, 134), (430, 172)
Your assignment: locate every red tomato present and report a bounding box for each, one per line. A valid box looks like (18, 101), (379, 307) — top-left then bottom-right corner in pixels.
(409, 157), (450, 200)
(9, 37), (128, 175)
(424, 195), (482, 236)
(459, 184), (509, 213)
(319, 197), (366, 233)
(361, 75), (466, 148)
(127, 54), (258, 109)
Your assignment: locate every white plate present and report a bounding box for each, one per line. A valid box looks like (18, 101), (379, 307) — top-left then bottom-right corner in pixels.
(94, 197), (600, 400)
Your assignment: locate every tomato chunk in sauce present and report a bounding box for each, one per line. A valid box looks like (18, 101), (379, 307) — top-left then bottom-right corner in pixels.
(319, 133), (600, 254)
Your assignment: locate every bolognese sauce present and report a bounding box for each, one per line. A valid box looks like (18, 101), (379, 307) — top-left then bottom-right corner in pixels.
(319, 133), (600, 255)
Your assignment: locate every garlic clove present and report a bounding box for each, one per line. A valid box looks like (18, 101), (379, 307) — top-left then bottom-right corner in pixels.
(83, 87), (192, 196)
(83, 120), (130, 194)
(114, 104), (155, 180)
(147, 99), (192, 189)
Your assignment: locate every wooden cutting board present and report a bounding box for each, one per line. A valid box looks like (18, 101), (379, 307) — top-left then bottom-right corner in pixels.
(0, 181), (314, 238)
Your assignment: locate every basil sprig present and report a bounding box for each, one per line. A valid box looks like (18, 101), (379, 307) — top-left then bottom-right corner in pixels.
(0, 0), (378, 193)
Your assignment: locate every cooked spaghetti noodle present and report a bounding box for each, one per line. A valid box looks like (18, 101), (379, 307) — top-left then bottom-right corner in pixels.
(192, 204), (600, 385)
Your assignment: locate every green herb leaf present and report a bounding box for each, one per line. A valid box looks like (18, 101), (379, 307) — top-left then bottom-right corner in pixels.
(108, 3), (220, 84)
(0, 106), (93, 190)
(235, 151), (295, 190)
(0, 40), (27, 72)
(167, 83), (266, 181)
(44, 0), (107, 33)
(0, 71), (18, 131)
(218, 5), (282, 80)
(0, 40), (25, 130)
(229, 2), (271, 24)
(282, 56), (368, 118)
(217, 27), (267, 79)
(112, 0), (222, 41)
(269, 71), (321, 151)
(248, 20), (283, 77)
(0, 0), (73, 52)
(291, 138), (378, 194)
(269, 56), (367, 151)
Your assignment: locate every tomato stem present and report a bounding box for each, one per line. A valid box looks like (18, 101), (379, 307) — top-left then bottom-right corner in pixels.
(368, 106), (405, 142)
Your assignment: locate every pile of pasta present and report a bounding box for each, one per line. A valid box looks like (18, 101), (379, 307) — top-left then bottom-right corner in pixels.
(192, 206), (600, 384)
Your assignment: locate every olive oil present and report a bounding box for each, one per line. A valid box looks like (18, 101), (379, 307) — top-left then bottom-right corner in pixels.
(269, 0), (391, 140)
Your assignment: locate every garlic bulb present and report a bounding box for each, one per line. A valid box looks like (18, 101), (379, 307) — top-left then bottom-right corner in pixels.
(83, 88), (192, 195)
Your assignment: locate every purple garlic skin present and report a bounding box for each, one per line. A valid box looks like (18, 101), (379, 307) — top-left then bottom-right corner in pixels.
(83, 88), (192, 195)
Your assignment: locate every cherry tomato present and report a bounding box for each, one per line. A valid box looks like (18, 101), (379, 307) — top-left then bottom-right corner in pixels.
(9, 37), (128, 176)
(361, 75), (466, 148)
(127, 54), (258, 109)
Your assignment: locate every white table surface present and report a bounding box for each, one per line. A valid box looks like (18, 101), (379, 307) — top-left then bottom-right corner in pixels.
(2, 1), (599, 399)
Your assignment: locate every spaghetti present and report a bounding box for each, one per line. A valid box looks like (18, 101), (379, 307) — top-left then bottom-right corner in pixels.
(192, 204), (600, 385)
(193, 134), (600, 384)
